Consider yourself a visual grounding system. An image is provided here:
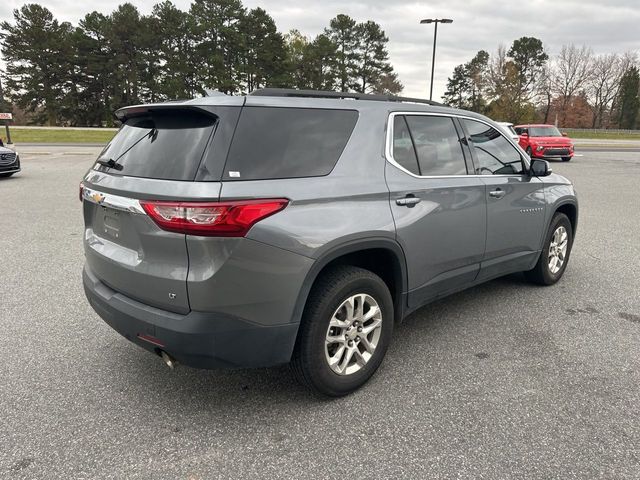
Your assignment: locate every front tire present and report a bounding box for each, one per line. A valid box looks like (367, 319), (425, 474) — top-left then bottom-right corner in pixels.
(562, 156), (571, 162)
(291, 266), (394, 397)
(525, 213), (573, 285)
(0, 172), (15, 178)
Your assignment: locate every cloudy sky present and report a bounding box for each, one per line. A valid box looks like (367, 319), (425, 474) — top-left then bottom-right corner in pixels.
(1, 0), (639, 98)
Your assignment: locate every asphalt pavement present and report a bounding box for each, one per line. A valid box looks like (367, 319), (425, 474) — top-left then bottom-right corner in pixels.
(1, 147), (639, 479)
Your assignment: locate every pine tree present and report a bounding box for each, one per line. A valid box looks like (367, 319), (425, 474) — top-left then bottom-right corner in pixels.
(353, 21), (393, 94)
(239, 8), (289, 92)
(190, 0), (246, 94)
(1, 2), (407, 124)
(284, 29), (310, 89)
(150, 1), (200, 99)
(442, 64), (471, 108)
(325, 14), (359, 92)
(442, 50), (488, 112)
(466, 50), (489, 112)
(372, 72), (403, 95)
(0, 4), (74, 125)
(70, 12), (114, 125)
(302, 34), (339, 90)
(105, 4), (150, 107)
(616, 66), (640, 129)
(507, 37), (548, 102)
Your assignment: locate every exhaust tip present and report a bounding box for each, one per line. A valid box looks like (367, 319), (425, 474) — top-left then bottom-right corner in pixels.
(160, 351), (178, 369)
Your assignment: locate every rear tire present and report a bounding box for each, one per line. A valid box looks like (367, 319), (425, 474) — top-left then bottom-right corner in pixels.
(562, 156), (571, 162)
(525, 213), (573, 285)
(291, 265), (394, 397)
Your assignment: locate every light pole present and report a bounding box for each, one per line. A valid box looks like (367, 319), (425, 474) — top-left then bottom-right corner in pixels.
(420, 18), (453, 101)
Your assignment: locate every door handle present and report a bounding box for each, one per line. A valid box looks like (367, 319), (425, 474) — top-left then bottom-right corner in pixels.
(396, 195), (421, 207)
(489, 189), (506, 199)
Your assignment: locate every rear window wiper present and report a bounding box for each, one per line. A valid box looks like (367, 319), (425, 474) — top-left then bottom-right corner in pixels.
(95, 123), (157, 172)
(96, 158), (123, 171)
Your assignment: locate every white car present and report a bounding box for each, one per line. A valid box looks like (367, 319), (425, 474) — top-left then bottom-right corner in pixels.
(496, 122), (520, 143)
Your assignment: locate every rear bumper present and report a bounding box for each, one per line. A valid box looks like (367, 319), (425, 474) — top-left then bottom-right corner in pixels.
(83, 265), (299, 369)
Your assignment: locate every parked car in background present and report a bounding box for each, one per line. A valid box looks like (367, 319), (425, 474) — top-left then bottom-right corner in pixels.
(496, 122), (520, 143)
(515, 124), (574, 162)
(0, 145), (20, 177)
(81, 89), (578, 396)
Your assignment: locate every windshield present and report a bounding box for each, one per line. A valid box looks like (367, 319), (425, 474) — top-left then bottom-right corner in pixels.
(529, 126), (562, 137)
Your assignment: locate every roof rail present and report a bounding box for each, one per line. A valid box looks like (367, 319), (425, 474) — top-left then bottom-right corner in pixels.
(248, 88), (444, 106)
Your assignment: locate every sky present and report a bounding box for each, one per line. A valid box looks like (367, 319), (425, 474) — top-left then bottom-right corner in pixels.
(1, 0), (639, 99)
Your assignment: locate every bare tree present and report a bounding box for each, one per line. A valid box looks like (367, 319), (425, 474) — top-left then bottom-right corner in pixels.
(486, 44), (510, 101)
(587, 54), (621, 128)
(619, 50), (639, 73)
(536, 62), (555, 123)
(553, 44), (593, 125)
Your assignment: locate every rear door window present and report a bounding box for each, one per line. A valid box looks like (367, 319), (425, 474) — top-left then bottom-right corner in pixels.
(392, 115), (420, 175)
(222, 107), (358, 180)
(95, 110), (216, 181)
(403, 115), (468, 176)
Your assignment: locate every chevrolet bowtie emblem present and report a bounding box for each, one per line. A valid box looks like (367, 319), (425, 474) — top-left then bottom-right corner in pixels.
(91, 192), (105, 204)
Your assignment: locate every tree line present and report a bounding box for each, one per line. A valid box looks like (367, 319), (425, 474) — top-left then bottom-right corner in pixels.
(443, 37), (640, 129)
(0, 1), (401, 126)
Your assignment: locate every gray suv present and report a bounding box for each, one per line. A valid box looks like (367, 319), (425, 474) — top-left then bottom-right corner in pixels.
(81, 89), (578, 396)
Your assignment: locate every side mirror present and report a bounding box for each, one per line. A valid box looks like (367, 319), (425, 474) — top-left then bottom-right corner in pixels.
(562, 132), (568, 137)
(530, 158), (552, 177)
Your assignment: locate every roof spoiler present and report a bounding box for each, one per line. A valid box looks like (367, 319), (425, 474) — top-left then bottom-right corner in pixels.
(114, 104), (221, 122)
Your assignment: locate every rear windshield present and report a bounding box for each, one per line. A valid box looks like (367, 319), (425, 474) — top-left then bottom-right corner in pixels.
(95, 110), (216, 181)
(222, 107), (358, 180)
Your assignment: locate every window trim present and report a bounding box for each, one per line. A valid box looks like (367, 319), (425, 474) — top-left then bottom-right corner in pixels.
(385, 111), (530, 179)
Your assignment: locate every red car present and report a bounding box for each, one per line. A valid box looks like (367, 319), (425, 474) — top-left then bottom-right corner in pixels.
(514, 124), (574, 162)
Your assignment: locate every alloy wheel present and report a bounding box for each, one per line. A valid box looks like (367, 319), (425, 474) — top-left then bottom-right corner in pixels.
(548, 225), (568, 274)
(324, 293), (383, 376)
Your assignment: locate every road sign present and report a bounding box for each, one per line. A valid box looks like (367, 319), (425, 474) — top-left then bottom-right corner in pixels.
(0, 113), (12, 120)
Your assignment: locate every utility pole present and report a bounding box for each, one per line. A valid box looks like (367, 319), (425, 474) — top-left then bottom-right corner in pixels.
(419, 18), (453, 101)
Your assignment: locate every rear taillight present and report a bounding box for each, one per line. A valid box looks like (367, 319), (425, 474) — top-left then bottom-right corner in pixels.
(139, 199), (289, 237)
(79, 182), (84, 202)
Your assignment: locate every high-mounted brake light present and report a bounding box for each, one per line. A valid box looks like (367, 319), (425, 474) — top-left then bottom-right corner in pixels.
(140, 199), (289, 237)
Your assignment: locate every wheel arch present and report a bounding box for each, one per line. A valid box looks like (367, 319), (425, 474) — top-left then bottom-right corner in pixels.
(290, 238), (409, 331)
(553, 201), (578, 236)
